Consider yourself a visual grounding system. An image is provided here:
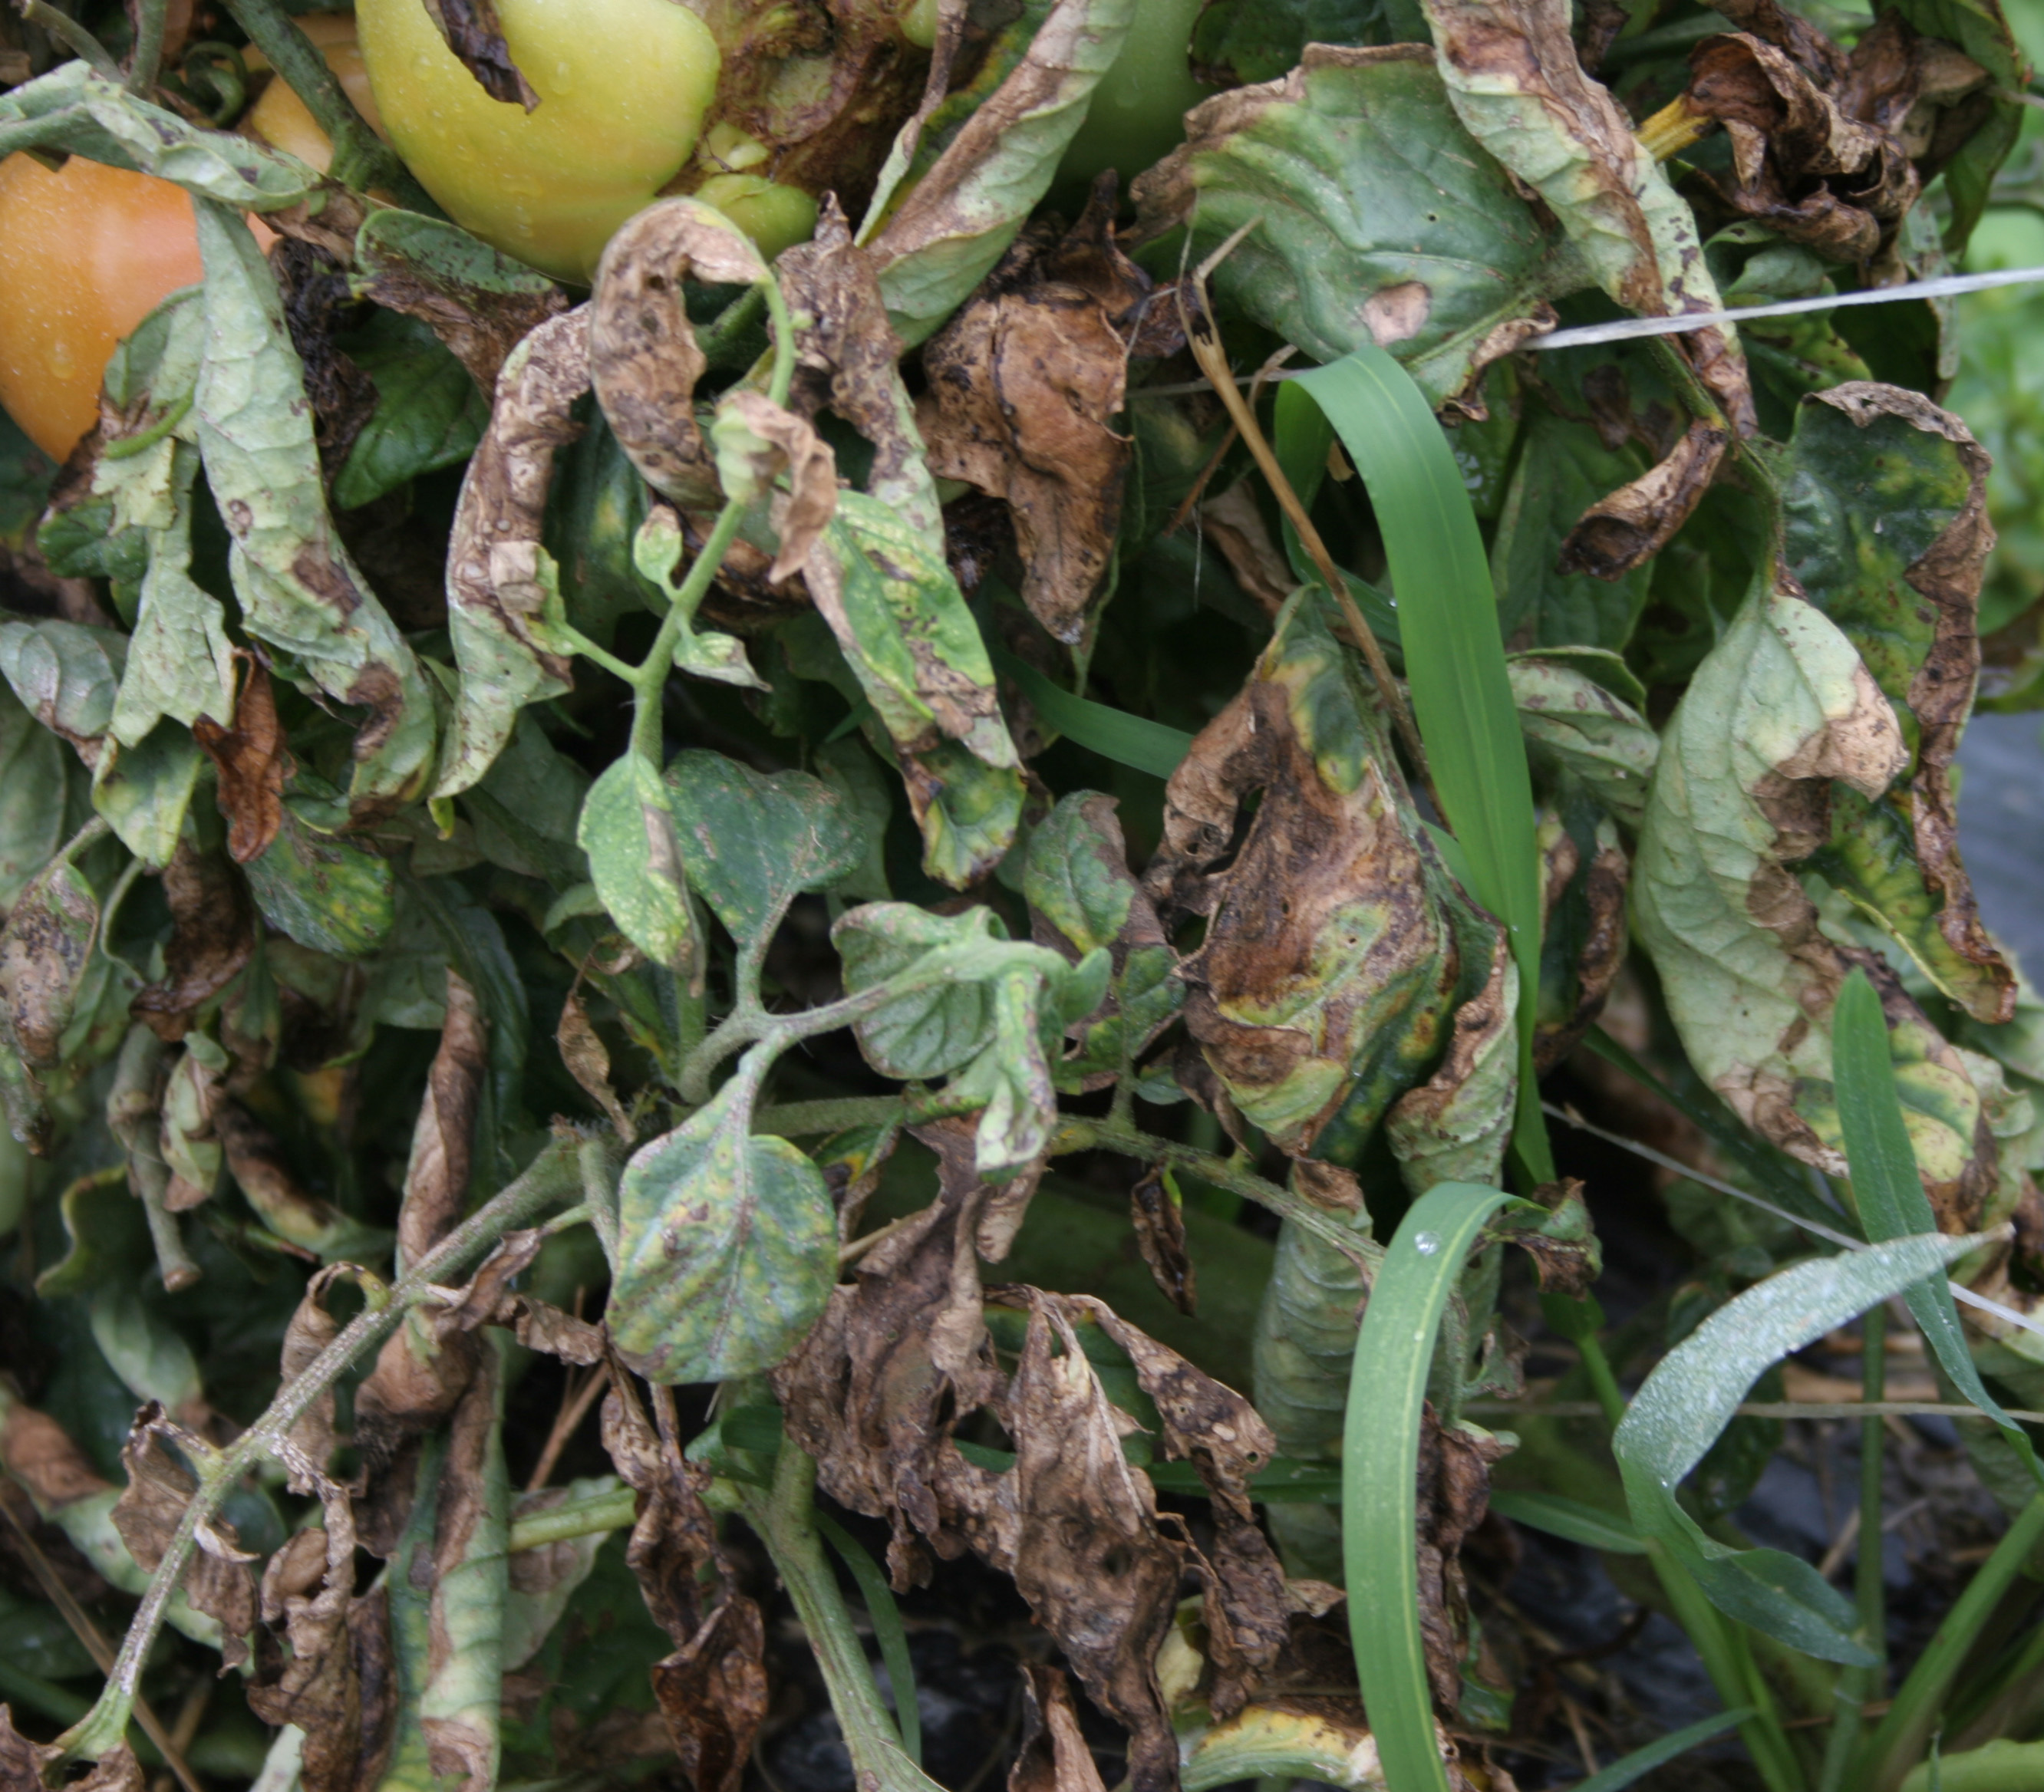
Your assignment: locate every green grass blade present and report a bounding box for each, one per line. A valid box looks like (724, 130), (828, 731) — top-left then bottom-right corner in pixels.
(1290, 350), (1551, 1180)
(1345, 1181), (1517, 1792)
(816, 1510), (923, 1767)
(1835, 967), (2040, 1480)
(1561, 1708), (1756, 1792)
(990, 645), (1192, 779)
(1488, 1490), (1646, 1554)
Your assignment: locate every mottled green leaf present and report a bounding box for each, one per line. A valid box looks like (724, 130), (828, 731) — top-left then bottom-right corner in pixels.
(836, 903), (1025, 1079)
(0, 684), (68, 910)
(244, 802), (397, 960)
(1614, 1229), (1982, 1662)
(663, 751), (866, 947)
(864, 0), (1137, 346)
(1025, 792), (1182, 1089)
(1131, 47), (1566, 404)
(1785, 383), (2011, 1024)
(334, 314), (490, 512)
(92, 723), (203, 870)
(608, 1070), (836, 1383)
(192, 201), (437, 816)
(576, 755), (696, 976)
(0, 620), (123, 755)
(1492, 407), (1652, 651)
(1508, 655), (1658, 827)
(1632, 565), (1988, 1214)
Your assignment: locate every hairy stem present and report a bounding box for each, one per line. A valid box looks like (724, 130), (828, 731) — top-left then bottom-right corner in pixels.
(55, 1133), (595, 1764)
(127, 0), (166, 91)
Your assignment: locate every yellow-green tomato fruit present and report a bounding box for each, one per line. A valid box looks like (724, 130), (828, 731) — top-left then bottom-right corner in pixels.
(356, 0), (721, 284)
(694, 173), (819, 261)
(1056, 0), (1210, 188)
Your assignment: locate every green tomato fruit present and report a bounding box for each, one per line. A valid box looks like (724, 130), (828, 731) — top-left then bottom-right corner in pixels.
(1055, 0), (1211, 189)
(357, 0), (722, 284)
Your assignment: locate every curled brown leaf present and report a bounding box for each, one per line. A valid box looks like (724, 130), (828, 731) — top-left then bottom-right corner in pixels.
(419, 0), (539, 107)
(556, 987), (634, 1142)
(113, 1405), (259, 1670)
(130, 843), (256, 1040)
(1130, 1167), (1198, 1316)
(710, 390), (839, 583)
(1010, 1665), (1109, 1792)
(192, 655), (289, 867)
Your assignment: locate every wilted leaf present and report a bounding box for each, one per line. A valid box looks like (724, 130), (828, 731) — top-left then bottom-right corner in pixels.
(417, 0), (538, 107)
(113, 1405), (259, 1668)
(0, 852), (98, 1070)
(401, 970), (486, 1263)
(191, 202), (437, 819)
(707, 391), (839, 584)
(131, 843), (255, 1040)
(1785, 383), (2011, 1026)
(557, 989), (632, 1141)
(1142, 589), (1489, 1161)
(1130, 1167), (1196, 1316)
(1384, 930), (1518, 1194)
(577, 755), (697, 979)
(1010, 1665), (1109, 1792)
(588, 199), (767, 511)
(1131, 46), (1562, 407)
(217, 1102), (379, 1258)
(354, 207), (569, 394)
(662, 751), (866, 948)
(1508, 655), (1659, 828)
(919, 189), (1143, 644)
(608, 1071), (837, 1384)
(1634, 559), (1998, 1236)
(602, 1375), (766, 1792)
(191, 654), (289, 865)
(865, 0), (1138, 347)
(437, 307), (586, 799)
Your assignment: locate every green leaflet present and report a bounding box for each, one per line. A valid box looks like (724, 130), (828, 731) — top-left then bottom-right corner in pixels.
(608, 1066), (837, 1385)
(0, 619), (124, 751)
(190, 201), (437, 817)
(1023, 793), (1182, 1090)
(0, 62), (318, 209)
(663, 752), (868, 948)
(1614, 1228), (1983, 1662)
(1291, 347), (1551, 1178)
(835, 901), (1106, 1178)
(1131, 47), (1566, 404)
(86, 1285), (203, 1415)
(246, 802), (397, 961)
(809, 494), (1024, 888)
(1492, 407), (1653, 651)
(577, 755), (697, 977)
(92, 723), (203, 870)
(1344, 1184), (1515, 1792)
(1835, 968), (2040, 1481)
(1632, 565), (1988, 1208)
(864, 0), (1137, 347)
(334, 313), (490, 512)
(1784, 384), (2011, 1025)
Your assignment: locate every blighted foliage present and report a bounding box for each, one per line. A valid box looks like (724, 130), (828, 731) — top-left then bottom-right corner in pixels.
(2, 0), (2044, 1790)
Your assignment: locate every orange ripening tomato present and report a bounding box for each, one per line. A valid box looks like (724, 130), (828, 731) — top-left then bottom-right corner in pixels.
(0, 154), (208, 462)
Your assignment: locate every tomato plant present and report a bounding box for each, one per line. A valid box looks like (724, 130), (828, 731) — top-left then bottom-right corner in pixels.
(241, 11), (383, 175)
(355, 0), (723, 283)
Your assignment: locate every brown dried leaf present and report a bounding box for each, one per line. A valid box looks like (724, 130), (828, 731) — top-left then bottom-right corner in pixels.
(1498, 1178), (1602, 1296)
(1558, 418), (1729, 581)
(417, 1363), (506, 1792)
(1531, 821), (1629, 1073)
(1009, 1665), (1109, 1792)
(0, 1714), (140, 1792)
(276, 1264), (351, 1493)
(216, 1102), (356, 1254)
(602, 1372), (766, 1792)
(130, 843), (255, 1041)
(1129, 1167), (1198, 1316)
(1681, 27), (1918, 262)
(439, 306), (586, 796)
(1414, 1411), (1505, 1708)
(588, 199), (769, 511)
(113, 1405), (259, 1670)
(419, 0), (539, 107)
(1197, 483), (1294, 618)
(249, 1481), (394, 1792)
(556, 989), (633, 1143)
(710, 390), (839, 583)
(398, 970), (486, 1265)
(193, 655), (289, 866)
(0, 1397), (112, 1510)
(919, 189), (1141, 644)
